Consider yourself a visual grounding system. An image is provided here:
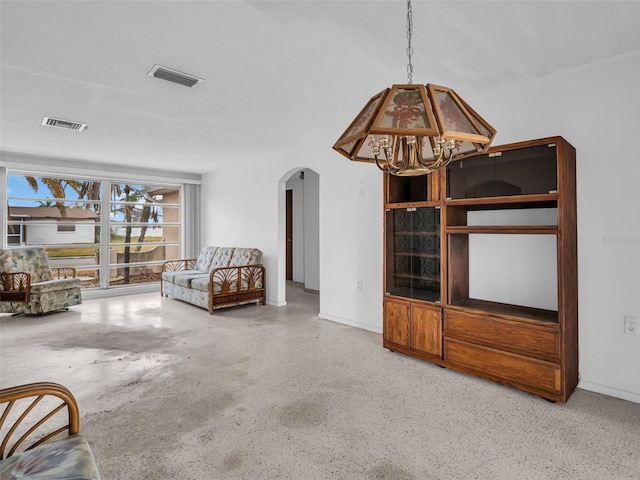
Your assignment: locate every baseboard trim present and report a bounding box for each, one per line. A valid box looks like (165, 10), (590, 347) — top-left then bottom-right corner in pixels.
(319, 312), (382, 335)
(268, 300), (287, 307)
(578, 380), (640, 404)
(83, 284), (158, 299)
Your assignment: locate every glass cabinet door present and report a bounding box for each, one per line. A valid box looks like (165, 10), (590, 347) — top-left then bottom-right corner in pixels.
(385, 207), (441, 302)
(447, 143), (557, 199)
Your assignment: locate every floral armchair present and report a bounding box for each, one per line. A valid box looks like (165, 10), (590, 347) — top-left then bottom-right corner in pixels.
(0, 246), (82, 315)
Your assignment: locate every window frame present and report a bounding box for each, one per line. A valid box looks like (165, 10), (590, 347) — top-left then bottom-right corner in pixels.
(3, 170), (185, 292)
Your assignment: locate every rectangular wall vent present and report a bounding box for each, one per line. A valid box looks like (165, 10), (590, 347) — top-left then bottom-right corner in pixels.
(42, 117), (88, 131)
(147, 64), (203, 88)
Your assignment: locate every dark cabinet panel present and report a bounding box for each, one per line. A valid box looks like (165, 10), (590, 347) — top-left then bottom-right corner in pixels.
(387, 175), (429, 203)
(447, 143), (557, 199)
(385, 207), (440, 303)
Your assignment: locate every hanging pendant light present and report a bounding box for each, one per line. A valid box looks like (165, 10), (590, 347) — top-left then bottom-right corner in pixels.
(333, 1), (496, 177)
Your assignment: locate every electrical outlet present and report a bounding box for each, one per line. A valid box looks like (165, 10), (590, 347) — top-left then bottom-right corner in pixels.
(624, 316), (638, 336)
(356, 280), (362, 291)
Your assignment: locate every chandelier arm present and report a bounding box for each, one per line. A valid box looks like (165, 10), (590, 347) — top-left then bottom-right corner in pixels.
(442, 148), (454, 168)
(374, 156), (388, 173)
(415, 143), (455, 173)
(416, 141), (443, 170)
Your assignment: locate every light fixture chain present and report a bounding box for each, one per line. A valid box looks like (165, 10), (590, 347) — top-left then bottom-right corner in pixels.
(406, 0), (413, 84)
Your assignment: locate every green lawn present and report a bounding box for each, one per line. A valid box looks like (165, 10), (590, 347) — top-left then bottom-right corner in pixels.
(47, 236), (163, 257)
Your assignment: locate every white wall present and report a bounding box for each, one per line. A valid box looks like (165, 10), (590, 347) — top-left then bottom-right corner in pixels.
(468, 208), (559, 311)
(303, 170), (320, 292)
(201, 51), (640, 403)
(470, 51), (640, 403)
(201, 147), (383, 329)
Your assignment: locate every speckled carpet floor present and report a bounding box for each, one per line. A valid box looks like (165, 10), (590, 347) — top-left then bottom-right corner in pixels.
(1, 283), (639, 479)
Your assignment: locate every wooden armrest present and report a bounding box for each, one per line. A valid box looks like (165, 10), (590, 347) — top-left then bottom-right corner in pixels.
(51, 267), (77, 280)
(0, 382), (80, 459)
(0, 272), (31, 302)
(209, 264), (265, 293)
(162, 258), (197, 272)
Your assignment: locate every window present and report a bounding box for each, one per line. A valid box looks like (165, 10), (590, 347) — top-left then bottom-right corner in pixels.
(6, 174), (182, 290)
(7, 220), (24, 245)
(108, 183), (181, 287)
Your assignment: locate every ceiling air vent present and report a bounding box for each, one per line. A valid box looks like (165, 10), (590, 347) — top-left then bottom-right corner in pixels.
(147, 64), (203, 88)
(42, 117), (88, 131)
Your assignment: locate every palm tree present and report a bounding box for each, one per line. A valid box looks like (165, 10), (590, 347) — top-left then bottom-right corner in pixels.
(24, 176), (161, 284)
(109, 184), (159, 283)
(24, 176), (69, 216)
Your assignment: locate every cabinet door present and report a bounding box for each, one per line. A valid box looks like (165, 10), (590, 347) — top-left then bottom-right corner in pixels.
(383, 299), (410, 347)
(411, 304), (442, 357)
(385, 207), (441, 303)
(446, 143), (557, 199)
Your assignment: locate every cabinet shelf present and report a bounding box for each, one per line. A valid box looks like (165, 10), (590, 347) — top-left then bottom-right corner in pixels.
(394, 231), (440, 236)
(390, 252), (439, 258)
(445, 193), (557, 208)
(386, 289), (441, 303)
(392, 273), (440, 282)
(386, 201), (441, 209)
(447, 298), (558, 324)
(446, 225), (558, 235)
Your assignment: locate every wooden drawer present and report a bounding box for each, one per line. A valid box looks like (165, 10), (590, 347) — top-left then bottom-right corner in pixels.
(445, 338), (561, 394)
(444, 309), (560, 362)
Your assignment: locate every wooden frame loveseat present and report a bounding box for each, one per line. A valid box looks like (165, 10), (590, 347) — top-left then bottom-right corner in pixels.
(161, 247), (266, 313)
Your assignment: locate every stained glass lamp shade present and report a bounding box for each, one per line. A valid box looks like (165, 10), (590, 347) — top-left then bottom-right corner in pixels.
(333, 83), (496, 176)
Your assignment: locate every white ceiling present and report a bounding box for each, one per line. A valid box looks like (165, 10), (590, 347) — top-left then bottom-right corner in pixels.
(2, 0), (640, 175)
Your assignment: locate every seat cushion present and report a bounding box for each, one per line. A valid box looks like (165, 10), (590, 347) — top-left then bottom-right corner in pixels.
(31, 278), (82, 294)
(174, 273), (209, 289)
(162, 270), (207, 284)
(0, 434), (100, 480)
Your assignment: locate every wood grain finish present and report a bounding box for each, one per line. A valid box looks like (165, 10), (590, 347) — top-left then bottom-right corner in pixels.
(445, 338), (561, 394)
(383, 136), (578, 402)
(411, 303), (442, 356)
(383, 299), (443, 359)
(0, 382), (80, 459)
(444, 309), (560, 362)
(383, 298), (410, 347)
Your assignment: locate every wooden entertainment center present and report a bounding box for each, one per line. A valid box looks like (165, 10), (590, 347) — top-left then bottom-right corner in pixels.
(383, 136), (578, 402)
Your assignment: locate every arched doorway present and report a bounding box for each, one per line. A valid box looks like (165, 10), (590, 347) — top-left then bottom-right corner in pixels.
(278, 168), (319, 305)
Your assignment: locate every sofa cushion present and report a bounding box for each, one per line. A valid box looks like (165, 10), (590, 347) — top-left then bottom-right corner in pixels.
(31, 278), (82, 294)
(209, 247), (234, 271)
(229, 248), (262, 266)
(190, 276), (212, 293)
(0, 434), (100, 480)
(195, 247), (218, 272)
(174, 273), (209, 289)
(162, 270), (207, 284)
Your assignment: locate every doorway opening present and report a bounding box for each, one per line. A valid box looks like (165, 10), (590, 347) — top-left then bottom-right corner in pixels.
(281, 168), (319, 305)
